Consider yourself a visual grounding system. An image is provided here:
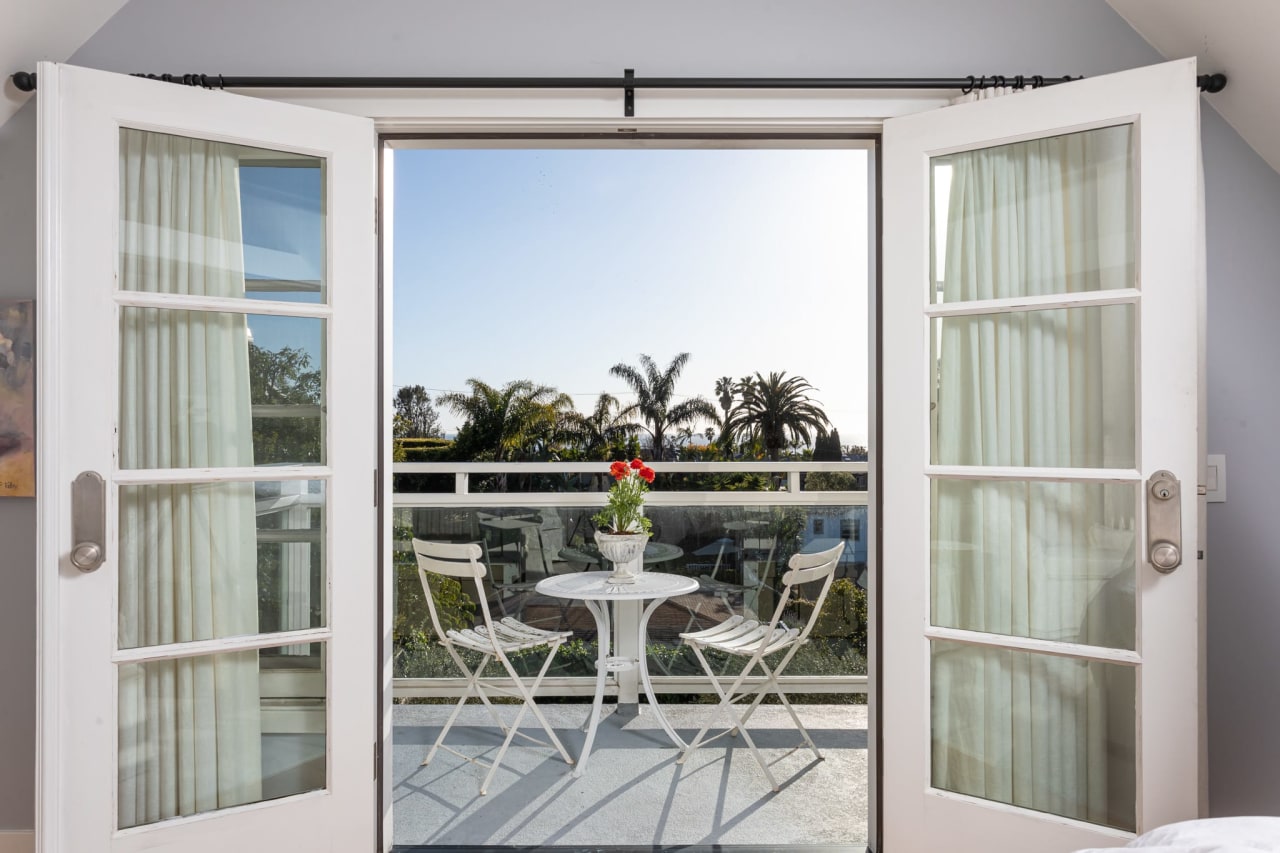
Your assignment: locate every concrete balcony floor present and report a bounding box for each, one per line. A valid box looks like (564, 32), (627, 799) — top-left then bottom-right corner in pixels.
(392, 702), (868, 848)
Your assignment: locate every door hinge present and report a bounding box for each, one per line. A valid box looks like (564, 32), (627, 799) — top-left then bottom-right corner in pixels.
(374, 740), (381, 780)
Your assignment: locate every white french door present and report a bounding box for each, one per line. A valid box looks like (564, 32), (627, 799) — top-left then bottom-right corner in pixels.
(36, 63), (377, 852)
(882, 59), (1202, 851)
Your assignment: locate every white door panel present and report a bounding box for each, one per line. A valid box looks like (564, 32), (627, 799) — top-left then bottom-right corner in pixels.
(882, 59), (1202, 852)
(37, 62), (377, 853)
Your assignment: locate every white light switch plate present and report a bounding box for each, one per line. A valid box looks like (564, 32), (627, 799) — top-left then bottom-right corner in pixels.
(1206, 454), (1226, 503)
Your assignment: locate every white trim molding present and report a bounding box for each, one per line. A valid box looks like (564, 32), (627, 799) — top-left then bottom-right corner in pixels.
(0, 831), (35, 853)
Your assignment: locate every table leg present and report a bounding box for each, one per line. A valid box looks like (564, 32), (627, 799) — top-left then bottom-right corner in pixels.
(638, 596), (686, 749)
(614, 599), (641, 706)
(575, 598), (611, 777)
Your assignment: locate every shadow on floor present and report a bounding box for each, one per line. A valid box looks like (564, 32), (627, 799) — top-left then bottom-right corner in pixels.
(392, 703), (869, 849)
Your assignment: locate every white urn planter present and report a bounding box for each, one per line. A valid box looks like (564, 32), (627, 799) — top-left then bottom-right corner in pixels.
(594, 530), (649, 584)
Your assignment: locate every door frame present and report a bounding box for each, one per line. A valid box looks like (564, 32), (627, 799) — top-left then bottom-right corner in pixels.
(368, 110), (899, 852)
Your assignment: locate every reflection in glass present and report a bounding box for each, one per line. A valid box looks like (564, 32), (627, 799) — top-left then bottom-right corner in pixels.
(931, 479), (1136, 649)
(392, 504), (869, 683)
(931, 304), (1135, 469)
(118, 308), (325, 468)
(931, 639), (1135, 831)
(930, 123), (1134, 303)
(119, 480), (327, 650)
(119, 128), (325, 303)
(118, 646), (327, 829)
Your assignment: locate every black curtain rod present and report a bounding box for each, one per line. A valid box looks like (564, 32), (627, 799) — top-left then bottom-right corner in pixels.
(10, 70), (1230, 95)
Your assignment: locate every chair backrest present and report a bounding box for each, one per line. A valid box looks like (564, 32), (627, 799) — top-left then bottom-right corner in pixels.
(411, 539), (492, 642)
(766, 540), (846, 643)
(412, 538), (487, 578)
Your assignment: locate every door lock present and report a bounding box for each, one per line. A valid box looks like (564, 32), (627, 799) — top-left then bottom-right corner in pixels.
(1146, 469), (1182, 573)
(70, 471), (105, 572)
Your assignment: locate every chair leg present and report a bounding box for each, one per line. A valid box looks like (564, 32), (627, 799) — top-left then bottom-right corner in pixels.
(759, 659), (822, 760)
(676, 645), (725, 763)
(478, 643), (574, 796)
(680, 645), (778, 788)
(678, 644), (780, 792)
(423, 653), (494, 767)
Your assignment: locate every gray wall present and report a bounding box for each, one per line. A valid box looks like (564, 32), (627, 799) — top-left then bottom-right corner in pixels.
(1202, 107), (1280, 816)
(2, 0), (1276, 830)
(0, 97), (38, 833)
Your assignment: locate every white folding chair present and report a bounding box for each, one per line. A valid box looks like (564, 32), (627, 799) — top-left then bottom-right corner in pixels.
(412, 539), (575, 794)
(676, 540), (845, 791)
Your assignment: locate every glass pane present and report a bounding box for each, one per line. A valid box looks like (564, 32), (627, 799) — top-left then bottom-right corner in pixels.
(930, 124), (1134, 303)
(931, 304), (1135, 468)
(931, 479), (1136, 649)
(120, 128), (325, 303)
(930, 640), (1135, 831)
(118, 308), (325, 468)
(118, 645), (326, 829)
(393, 503), (868, 683)
(119, 480), (326, 650)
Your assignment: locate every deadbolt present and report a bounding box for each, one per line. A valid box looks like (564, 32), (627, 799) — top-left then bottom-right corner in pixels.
(1151, 475), (1176, 501)
(1146, 470), (1182, 573)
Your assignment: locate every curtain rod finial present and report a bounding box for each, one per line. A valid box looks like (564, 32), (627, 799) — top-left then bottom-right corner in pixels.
(10, 71), (36, 92)
(1198, 73), (1227, 93)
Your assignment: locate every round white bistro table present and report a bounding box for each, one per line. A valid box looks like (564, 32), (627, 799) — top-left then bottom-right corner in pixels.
(535, 570), (698, 776)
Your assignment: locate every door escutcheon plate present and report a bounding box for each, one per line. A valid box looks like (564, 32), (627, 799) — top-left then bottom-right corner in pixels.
(1147, 469), (1182, 573)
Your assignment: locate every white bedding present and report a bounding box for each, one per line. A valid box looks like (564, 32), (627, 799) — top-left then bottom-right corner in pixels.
(1074, 817), (1280, 852)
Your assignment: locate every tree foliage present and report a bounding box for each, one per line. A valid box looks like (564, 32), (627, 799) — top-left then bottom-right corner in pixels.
(394, 384), (441, 438)
(560, 392), (639, 460)
(812, 427), (843, 462)
(439, 378), (574, 461)
(722, 371), (831, 462)
(609, 353), (720, 461)
(249, 343), (322, 465)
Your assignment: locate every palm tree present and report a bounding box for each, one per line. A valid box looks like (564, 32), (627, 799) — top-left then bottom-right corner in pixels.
(609, 353), (720, 461)
(439, 378), (574, 461)
(722, 371), (831, 462)
(561, 393), (639, 460)
(715, 376), (735, 423)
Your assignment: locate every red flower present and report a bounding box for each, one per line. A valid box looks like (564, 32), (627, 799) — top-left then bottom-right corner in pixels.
(639, 466), (655, 484)
(630, 457), (644, 470)
(609, 461), (629, 480)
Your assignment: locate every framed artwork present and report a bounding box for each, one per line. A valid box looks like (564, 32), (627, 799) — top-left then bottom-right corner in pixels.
(0, 301), (34, 496)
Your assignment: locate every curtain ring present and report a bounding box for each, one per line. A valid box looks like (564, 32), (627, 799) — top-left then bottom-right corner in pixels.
(961, 75), (976, 94)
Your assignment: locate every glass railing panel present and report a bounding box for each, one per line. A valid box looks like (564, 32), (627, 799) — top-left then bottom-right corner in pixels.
(392, 503), (868, 684)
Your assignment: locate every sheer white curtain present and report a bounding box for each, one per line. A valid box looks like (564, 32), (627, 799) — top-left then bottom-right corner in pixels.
(117, 130), (262, 827)
(931, 124), (1138, 827)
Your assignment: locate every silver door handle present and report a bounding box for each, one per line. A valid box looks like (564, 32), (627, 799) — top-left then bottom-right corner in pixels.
(1147, 470), (1182, 573)
(71, 471), (105, 572)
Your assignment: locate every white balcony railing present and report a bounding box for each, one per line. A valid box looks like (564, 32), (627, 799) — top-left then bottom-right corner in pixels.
(391, 459), (870, 699)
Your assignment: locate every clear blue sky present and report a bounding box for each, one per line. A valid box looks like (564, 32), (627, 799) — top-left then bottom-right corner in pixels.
(392, 147), (869, 447)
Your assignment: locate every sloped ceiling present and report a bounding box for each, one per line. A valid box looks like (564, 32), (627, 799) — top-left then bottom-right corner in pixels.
(0, 0), (131, 129)
(1108, 0), (1280, 175)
